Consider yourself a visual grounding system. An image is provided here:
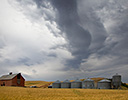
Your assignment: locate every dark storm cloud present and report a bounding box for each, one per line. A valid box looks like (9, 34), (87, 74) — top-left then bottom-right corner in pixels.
(96, 1), (128, 60)
(30, 0), (128, 71)
(47, 0), (128, 81)
(77, 0), (108, 51)
(49, 0), (92, 68)
(79, 0), (128, 82)
(33, 0), (48, 8)
(110, 9), (128, 65)
(14, 0), (92, 69)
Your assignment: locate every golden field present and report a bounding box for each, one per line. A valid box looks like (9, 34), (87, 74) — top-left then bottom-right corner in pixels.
(25, 81), (52, 88)
(0, 86), (128, 100)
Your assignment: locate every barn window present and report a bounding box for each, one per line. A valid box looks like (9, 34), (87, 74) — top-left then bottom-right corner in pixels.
(17, 73), (21, 84)
(17, 73), (21, 79)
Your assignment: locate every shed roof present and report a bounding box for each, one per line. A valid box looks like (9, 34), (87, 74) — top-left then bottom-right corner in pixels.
(0, 74), (17, 80)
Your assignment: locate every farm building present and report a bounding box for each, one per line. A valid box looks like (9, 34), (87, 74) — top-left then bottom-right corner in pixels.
(112, 73), (121, 89)
(82, 78), (94, 89)
(71, 79), (82, 88)
(0, 72), (25, 87)
(61, 79), (71, 88)
(97, 79), (111, 89)
(51, 73), (122, 89)
(52, 80), (61, 88)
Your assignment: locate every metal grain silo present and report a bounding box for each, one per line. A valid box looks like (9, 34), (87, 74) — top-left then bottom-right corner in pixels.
(97, 79), (111, 89)
(71, 79), (82, 88)
(82, 78), (94, 89)
(61, 79), (71, 88)
(52, 80), (61, 88)
(112, 73), (121, 89)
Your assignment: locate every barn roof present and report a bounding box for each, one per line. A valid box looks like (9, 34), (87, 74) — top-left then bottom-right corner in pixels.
(0, 74), (17, 80)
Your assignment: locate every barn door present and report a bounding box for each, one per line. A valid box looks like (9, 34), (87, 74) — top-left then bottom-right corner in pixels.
(3, 82), (5, 86)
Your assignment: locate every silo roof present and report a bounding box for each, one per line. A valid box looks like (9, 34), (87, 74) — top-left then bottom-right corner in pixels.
(62, 79), (70, 83)
(113, 73), (121, 77)
(54, 80), (61, 83)
(84, 78), (94, 82)
(98, 79), (111, 83)
(72, 79), (82, 82)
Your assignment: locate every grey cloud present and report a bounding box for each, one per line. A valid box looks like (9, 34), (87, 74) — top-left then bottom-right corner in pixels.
(18, 57), (33, 66)
(79, 0), (128, 82)
(48, 0), (128, 82)
(1, 0), (128, 82)
(13, 0), (55, 23)
(32, 69), (37, 73)
(33, 0), (49, 8)
(0, 35), (6, 48)
(77, 0), (108, 51)
(97, 1), (128, 58)
(48, 53), (57, 58)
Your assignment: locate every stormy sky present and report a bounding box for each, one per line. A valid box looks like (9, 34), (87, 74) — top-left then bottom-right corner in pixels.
(0, 0), (128, 82)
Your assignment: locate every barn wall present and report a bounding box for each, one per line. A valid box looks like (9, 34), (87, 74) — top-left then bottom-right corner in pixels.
(0, 80), (12, 86)
(20, 76), (25, 87)
(12, 76), (17, 86)
(12, 75), (25, 87)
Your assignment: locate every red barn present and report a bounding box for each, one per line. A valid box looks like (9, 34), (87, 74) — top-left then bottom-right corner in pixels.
(0, 72), (25, 87)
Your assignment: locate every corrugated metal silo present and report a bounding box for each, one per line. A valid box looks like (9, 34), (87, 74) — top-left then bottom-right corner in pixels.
(97, 79), (111, 89)
(112, 73), (121, 89)
(82, 78), (94, 89)
(52, 80), (61, 88)
(61, 79), (71, 88)
(71, 79), (82, 88)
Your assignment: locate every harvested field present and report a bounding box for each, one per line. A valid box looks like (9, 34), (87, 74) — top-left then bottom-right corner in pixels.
(0, 87), (128, 100)
(25, 81), (52, 88)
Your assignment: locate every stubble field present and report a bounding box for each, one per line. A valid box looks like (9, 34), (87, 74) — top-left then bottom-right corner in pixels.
(0, 86), (128, 100)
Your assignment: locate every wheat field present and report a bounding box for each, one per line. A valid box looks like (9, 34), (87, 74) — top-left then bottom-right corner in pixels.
(25, 81), (52, 88)
(0, 86), (128, 100)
